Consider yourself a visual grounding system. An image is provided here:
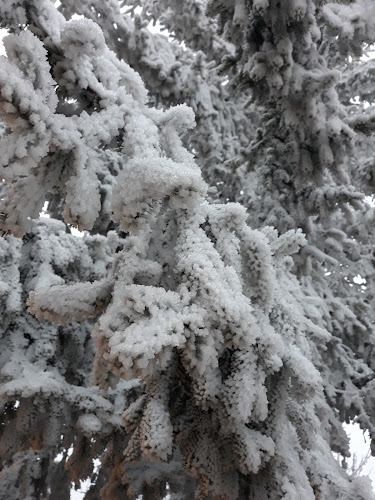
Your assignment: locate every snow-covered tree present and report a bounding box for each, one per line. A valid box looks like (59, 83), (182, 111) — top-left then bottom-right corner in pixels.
(0, 1), (375, 499)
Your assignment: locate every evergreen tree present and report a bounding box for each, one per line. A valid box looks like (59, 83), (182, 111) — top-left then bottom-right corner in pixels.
(0, 1), (374, 499)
